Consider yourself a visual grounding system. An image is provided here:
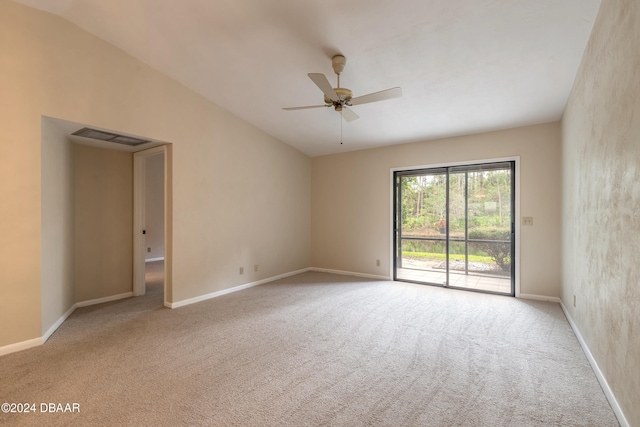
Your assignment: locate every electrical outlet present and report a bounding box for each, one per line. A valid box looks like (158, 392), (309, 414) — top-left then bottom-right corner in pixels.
(254, 264), (258, 272)
(376, 259), (381, 267)
(522, 217), (534, 226)
(573, 294), (576, 307)
(239, 267), (244, 275)
(147, 247), (151, 253)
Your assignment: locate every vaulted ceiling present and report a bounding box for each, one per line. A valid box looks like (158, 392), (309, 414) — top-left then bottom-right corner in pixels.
(14, 0), (601, 156)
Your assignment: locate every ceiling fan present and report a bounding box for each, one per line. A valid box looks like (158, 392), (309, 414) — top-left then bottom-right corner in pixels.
(283, 55), (402, 122)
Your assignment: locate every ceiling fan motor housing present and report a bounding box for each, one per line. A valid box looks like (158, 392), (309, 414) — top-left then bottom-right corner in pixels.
(325, 87), (353, 106)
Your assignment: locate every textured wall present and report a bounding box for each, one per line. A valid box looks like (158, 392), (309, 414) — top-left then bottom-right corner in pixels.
(561, 0), (640, 424)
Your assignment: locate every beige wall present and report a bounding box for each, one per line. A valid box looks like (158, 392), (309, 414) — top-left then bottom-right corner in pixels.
(561, 0), (640, 424)
(0, 1), (311, 348)
(41, 118), (75, 336)
(312, 122), (562, 297)
(74, 144), (133, 302)
(171, 125), (311, 302)
(145, 153), (165, 261)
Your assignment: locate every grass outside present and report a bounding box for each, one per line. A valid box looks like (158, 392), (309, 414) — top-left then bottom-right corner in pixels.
(402, 251), (494, 264)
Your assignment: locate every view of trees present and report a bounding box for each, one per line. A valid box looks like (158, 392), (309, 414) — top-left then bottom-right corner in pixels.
(399, 169), (512, 273)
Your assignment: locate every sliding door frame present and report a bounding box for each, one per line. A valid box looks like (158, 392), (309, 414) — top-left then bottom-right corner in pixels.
(390, 156), (521, 297)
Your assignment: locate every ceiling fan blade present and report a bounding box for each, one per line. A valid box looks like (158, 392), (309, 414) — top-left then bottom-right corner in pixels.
(282, 105), (329, 111)
(350, 87), (402, 106)
(308, 73), (339, 102)
(340, 106), (359, 122)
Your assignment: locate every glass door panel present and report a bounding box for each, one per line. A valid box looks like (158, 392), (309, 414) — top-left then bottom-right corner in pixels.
(446, 171), (466, 288)
(394, 162), (514, 296)
(395, 171), (447, 286)
(451, 166), (513, 293)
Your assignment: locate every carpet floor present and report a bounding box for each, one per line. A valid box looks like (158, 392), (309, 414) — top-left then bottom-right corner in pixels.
(0, 269), (619, 426)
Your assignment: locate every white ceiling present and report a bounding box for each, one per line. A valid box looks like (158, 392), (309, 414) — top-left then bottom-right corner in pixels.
(15, 0), (601, 157)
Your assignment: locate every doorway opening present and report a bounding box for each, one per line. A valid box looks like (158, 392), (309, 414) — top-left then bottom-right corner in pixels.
(394, 161), (515, 296)
(144, 151), (164, 300)
(134, 145), (171, 306)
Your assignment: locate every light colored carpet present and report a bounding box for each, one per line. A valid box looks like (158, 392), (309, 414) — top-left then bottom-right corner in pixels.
(0, 269), (618, 426)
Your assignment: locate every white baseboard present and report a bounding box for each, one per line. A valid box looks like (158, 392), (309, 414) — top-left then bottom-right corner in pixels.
(560, 301), (629, 427)
(43, 303), (77, 343)
(145, 257), (164, 263)
(0, 337), (43, 357)
(76, 292), (133, 308)
(168, 268), (312, 309)
(49, 292), (133, 345)
(1, 291), (136, 358)
(518, 293), (561, 303)
(310, 267), (390, 281)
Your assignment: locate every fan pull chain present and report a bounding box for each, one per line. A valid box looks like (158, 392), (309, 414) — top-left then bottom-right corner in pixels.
(340, 112), (343, 145)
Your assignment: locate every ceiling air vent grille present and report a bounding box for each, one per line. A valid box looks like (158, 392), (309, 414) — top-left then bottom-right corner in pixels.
(72, 127), (150, 147)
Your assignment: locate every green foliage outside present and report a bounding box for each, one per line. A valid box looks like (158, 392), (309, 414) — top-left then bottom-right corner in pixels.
(402, 252), (494, 263)
(400, 170), (511, 233)
(400, 169), (512, 271)
(468, 227), (511, 272)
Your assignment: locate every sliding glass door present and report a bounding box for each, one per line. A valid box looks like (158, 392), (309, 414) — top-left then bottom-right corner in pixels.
(394, 162), (515, 295)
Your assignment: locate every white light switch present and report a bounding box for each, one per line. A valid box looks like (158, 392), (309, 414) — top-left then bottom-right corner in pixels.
(522, 217), (533, 226)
